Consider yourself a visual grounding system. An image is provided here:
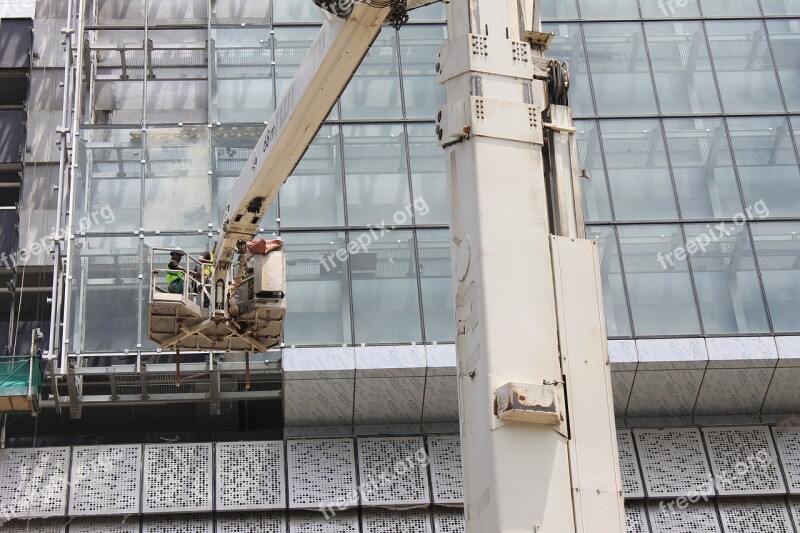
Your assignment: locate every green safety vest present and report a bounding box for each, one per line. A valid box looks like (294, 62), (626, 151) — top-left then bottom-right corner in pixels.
(166, 260), (185, 285)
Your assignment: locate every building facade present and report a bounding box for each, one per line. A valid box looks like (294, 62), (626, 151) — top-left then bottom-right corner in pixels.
(0, 0), (798, 531)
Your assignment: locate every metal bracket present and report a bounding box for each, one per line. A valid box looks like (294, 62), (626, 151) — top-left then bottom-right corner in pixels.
(437, 33), (536, 83)
(494, 382), (563, 425)
(437, 97), (543, 146)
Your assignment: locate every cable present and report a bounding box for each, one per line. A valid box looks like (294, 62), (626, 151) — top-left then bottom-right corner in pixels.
(548, 60), (570, 107)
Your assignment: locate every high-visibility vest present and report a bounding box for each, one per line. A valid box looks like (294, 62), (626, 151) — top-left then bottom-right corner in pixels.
(166, 260), (185, 285)
(203, 253), (214, 278)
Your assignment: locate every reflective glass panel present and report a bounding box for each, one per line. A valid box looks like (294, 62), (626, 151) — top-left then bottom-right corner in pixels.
(644, 21), (721, 114)
(542, 0), (579, 19)
(599, 119), (678, 220)
(399, 25), (446, 120)
(95, 0), (145, 25)
(341, 28), (402, 120)
(700, 0), (761, 16)
(280, 125), (345, 228)
(584, 23), (658, 115)
(766, 20), (800, 112)
(639, 0), (701, 18)
(762, 0), (800, 14)
(273, 27), (319, 109)
(705, 20), (784, 113)
(407, 2), (446, 21)
(578, 0), (639, 18)
(408, 123), (449, 225)
(147, 0), (207, 25)
(273, 0), (324, 23)
(751, 222), (800, 332)
(617, 225), (701, 335)
(343, 124), (411, 226)
(417, 229), (454, 342)
(576, 120), (612, 221)
(685, 224), (769, 334)
(284, 232), (353, 346)
(586, 226), (632, 337)
(350, 229), (422, 344)
(663, 118), (742, 218)
(727, 116), (800, 217)
(210, 27), (276, 123)
(544, 23), (595, 117)
(211, 0), (271, 25)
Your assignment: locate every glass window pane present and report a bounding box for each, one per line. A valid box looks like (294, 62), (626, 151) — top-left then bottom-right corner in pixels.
(685, 224), (769, 334)
(639, 0), (701, 18)
(542, 0), (579, 19)
(700, 0), (761, 16)
(274, 27), (318, 105)
(147, 0), (207, 25)
(399, 25), (446, 120)
(663, 118), (742, 218)
(586, 226), (632, 337)
(211, 0), (271, 25)
(96, 0), (144, 25)
(408, 123), (449, 225)
(284, 232), (352, 346)
(751, 222), (800, 332)
(280, 125), (345, 228)
(143, 127), (211, 231)
(351, 229), (422, 344)
(341, 28), (402, 120)
(407, 3), (446, 21)
(584, 23), (659, 115)
(728, 116), (800, 217)
(645, 21), (721, 114)
(543, 23), (595, 117)
(575, 120), (612, 221)
(417, 229), (454, 342)
(599, 119), (679, 220)
(706, 20), (784, 113)
(766, 20), (800, 112)
(578, 0), (639, 19)
(211, 28), (275, 123)
(762, 0), (800, 15)
(273, 0), (324, 23)
(618, 225), (701, 336)
(343, 124), (411, 226)
(0, 19), (32, 68)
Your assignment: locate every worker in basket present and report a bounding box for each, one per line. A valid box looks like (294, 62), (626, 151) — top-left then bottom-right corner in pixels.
(166, 250), (187, 294)
(195, 251), (214, 307)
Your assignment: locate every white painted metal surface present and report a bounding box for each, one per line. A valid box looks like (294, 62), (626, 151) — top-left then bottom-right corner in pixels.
(286, 439), (358, 510)
(0, 447), (71, 519)
(617, 430), (645, 498)
(0, 519), (66, 532)
(216, 441), (286, 511)
(356, 437), (430, 507)
(425, 436), (463, 505)
(142, 514), (214, 533)
(142, 443), (213, 514)
(288, 510), (359, 533)
(215, 511), (287, 533)
(772, 428), (800, 494)
(361, 508), (433, 533)
(624, 502), (651, 533)
(702, 427), (785, 495)
(717, 497), (794, 533)
(634, 428), (713, 498)
(432, 507), (465, 533)
(646, 501), (721, 533)
(68, 445), (142, 516)
(68, 517), (140, 533)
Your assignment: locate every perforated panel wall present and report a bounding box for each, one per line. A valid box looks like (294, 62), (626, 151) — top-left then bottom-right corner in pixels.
(216, 511), (286, 533)
(717, 497), (793, 533)
(361, 508), (432, 533)
(617, 430), (645, 498)
(647, 501), (721, 533)
(625, 502), (651, 533)
(432, 507), (464, 533)
(142, 515), (213, 533)
(69, 445), (142, 516)
(216, 441), (286, 510)
(69, 517), (140, 533)
(788, 497), (800, 527)
(634, 429), (712, 498)
(287, 439), (358, 510)
(426, 436), (463, 505)
(142, 443), (213, 514)
(288, 510), (359, 532)
(702, 427), (785, 495)
(0, 519), (65, 532)
(0, 447), (70, 519)
(772, 428), (800, 494)
(357, 437), (430, 507)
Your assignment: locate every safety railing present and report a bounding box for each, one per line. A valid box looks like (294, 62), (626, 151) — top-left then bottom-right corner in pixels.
(0, 354), (42, 412)
(149, 247), (213, 311)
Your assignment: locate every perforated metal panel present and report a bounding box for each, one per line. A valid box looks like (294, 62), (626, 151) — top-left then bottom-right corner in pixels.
(717, 497), (793, 533)
(216, 511), (286, 533)
(617, 430), (645, 498)
(142, 443), (213, 514)
(288, 510), (359, 532)
(788, 497), (800, 527)
(68, 445), (142, 516)
(356, 437), (430, 507)
(142, 514), (213, 533)
(68, 517), (140, 533)
(634, 428), (713, 498)
(647, 501), (721, 533)
(216, 441), (285, 510)
(772, 428), (800, 494)
(702, 427), (785, 495)
(426, 436), (463, 505)
(432, 507), (464, 533)
(361, 508), (432, 533)
(0, 519), (65, 532)
(287, 439), (358, 510)
(0, 447), (71, 519)
(625, 502), (651, 533)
